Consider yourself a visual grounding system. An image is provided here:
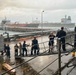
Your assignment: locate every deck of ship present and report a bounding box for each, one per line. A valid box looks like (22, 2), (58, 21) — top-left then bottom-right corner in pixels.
(0, 32), (76, 75)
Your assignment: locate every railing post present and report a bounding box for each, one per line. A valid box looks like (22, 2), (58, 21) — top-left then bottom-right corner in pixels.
(57, 38), (61, 75)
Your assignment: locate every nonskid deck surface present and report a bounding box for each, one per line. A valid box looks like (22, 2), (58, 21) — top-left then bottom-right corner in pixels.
(0, 48), (76, 75)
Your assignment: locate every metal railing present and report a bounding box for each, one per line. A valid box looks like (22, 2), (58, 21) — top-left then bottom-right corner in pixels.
(1, 32), (76, 75)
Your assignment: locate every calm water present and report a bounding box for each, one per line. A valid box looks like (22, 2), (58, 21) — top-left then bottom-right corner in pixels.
(0, 30), (24, 35)
(0, 27), (74, 35)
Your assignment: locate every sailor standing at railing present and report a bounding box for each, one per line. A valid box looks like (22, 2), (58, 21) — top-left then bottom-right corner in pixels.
(72, 27), (76, 57)
(48, 32), (55, 53)
(19, 42), (22, 56)
(4, 43), (7, 53)
(22, 41), (29, 56)
(31, 37), (39, 55)
(6, 44), (10, 58)
(74, 27), (76, 48)
(56, 27), (66, 52)
(14, 44), (19, 56)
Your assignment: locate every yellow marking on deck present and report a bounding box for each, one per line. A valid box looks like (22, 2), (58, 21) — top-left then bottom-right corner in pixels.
(71, 52), (76, 57)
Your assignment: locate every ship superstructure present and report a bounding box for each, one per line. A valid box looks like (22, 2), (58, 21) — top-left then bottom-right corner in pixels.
(39, 15), (75, 28)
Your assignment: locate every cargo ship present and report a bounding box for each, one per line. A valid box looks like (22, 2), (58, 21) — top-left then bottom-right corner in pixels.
(0, 15), (75, 29)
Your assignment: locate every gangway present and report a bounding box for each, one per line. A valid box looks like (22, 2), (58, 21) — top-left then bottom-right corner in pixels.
(15, 35), (75, 58)
(1, 32), (76, 75)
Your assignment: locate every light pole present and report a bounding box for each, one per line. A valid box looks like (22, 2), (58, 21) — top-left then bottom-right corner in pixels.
(41, 10), (44, 29)
(41, 10), (44, 38)
(41, 10), (44, 43)
(41, 10), (46, 52)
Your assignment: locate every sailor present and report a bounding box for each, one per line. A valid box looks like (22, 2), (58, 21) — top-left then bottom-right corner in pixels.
(4, 43), (7, 53)
(22, 41), (28, 56)
(74, 27), (76, 47)
(19, 42), (22, 56)
(48, 32), (55, 53)
(14, 44), (19, 56)
(6, 44), (10, 58)
(31, 37), (39, 55)
(56, 27), (66, 51)
(72, 27), (76, 57)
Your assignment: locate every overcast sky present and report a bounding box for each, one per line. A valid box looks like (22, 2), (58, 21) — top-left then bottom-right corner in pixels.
(0, 0), (76, 23)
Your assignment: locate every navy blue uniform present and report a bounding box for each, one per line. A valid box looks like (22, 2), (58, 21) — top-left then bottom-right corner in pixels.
(74, 27), (76, 47)
(49, 35), (55, 46)
(6, 45), (10, 58)
(22, 41), (27, 56)
(56, 29), (66, 51)
(4, 44), (7, 53)
(14, 44), (19, 56)
(31, 37), (39, 55)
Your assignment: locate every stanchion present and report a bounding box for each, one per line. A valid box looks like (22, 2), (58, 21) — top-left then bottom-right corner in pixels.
(57, 38), (61, 75)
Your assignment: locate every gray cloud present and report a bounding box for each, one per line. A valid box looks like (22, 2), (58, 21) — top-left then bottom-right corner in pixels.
(0, 0), (76, 23)
(0, 0), (76, 10)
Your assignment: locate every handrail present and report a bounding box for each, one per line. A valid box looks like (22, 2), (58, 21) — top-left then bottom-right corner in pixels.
(1, 39), (56, 75)
(1, 32), (76, 75)
(1, 49), (49, 75)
